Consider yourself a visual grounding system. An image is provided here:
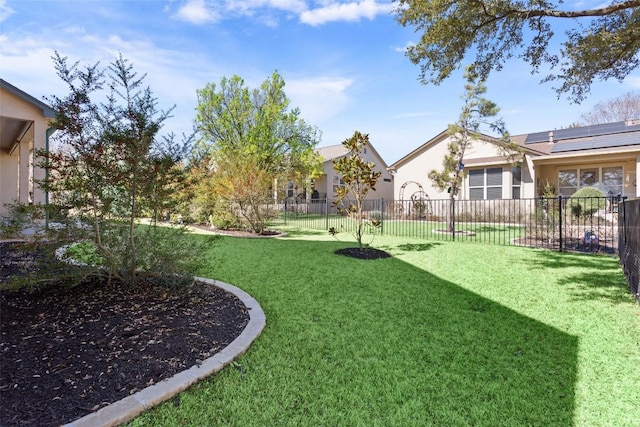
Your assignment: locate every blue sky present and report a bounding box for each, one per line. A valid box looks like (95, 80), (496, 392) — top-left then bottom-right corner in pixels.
(1, 0), (639, 165)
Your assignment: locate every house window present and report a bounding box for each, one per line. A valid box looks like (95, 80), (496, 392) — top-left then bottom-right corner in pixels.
(602, 167), (623, 196)
(332, 175), (346, 195)
(469, 167), (503, 200)
(558, 169), (578, 196)
(286, 181), (295, 199)
(512, 165), (521, 199)
(580, 169), (597, 187)
(558, 166), (623, 197)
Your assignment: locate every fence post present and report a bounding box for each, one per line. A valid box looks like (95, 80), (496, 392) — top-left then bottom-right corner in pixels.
(283, 200), (287, 225)
(325, 198), (329, 230)
(621, 196), (627, 246)
(451, 198), (455, 242)
(380, 198), (384, 235)
(558, 195), (563, 252)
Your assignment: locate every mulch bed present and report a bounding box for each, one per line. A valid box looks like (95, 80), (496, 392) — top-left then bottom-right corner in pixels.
(335, 247), (392, 260)
(0, 242), (250, 427)
(190, 225), (284, 238)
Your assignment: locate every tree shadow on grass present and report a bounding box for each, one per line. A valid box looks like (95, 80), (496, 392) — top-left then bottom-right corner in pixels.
(276, 228), (328, 238)
(394, 242), (442, 252)
(152, 238), (580, 427)
(528, 250), (633, 304)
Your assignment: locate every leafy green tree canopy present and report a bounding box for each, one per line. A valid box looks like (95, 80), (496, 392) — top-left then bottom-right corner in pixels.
(194, 71), (321, 180)
(194, 71), (321, 233)
(395, 0), (640, 102)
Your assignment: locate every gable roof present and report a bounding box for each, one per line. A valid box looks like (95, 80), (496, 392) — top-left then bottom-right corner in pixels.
(317, 144), (349, 162)
(0, 79), (56, 118)
(388, 130), (545, 171)
(316, 141), (390, 169)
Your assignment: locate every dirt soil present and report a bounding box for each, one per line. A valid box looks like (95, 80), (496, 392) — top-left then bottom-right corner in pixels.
(0, 242), (250, 427)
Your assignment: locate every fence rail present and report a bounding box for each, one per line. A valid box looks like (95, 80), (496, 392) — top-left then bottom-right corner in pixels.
(618, 198), (640, 302)
(274, 196), (621, 253)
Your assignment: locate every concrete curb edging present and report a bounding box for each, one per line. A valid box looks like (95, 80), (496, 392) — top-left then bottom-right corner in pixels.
(64, 278), (266, 427)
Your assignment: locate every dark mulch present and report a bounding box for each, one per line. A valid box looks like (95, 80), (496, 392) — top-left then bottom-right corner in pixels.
(190, 225), (284, 238)
(335, 247), (392, 260)
(0, 242), (250, 427)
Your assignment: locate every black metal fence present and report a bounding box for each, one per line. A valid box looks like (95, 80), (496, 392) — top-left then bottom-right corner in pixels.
(276, 196), (622, 253)
(273, 195), (639, 301)
(618, 198), (640, 302)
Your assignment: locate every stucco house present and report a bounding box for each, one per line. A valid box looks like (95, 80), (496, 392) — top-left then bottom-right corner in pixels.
(312, 141), (394, 202)
(0, 79), (56, 216)
(388, 120), (640, 202)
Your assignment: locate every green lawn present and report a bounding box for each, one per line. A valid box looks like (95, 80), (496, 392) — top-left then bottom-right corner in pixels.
(129, 231), (640, 427)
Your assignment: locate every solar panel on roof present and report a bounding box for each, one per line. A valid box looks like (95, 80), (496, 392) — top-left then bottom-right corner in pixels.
(550, 132), (640, 153)
(525, 121), (640, 144)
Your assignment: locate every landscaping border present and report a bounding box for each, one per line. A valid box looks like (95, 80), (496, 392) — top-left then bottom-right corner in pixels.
(63, 278), (266, 427)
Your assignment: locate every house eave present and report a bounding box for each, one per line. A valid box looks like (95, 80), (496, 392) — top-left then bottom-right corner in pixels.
(531, 145), (640, 165)
(0, 79), (56, 118)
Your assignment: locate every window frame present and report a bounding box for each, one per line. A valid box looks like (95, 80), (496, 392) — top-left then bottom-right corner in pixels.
(468, 167), (504, 200)
(511, 165), (522, 199)
(557, 166), (624, 197)
(332, 175), (346, 195)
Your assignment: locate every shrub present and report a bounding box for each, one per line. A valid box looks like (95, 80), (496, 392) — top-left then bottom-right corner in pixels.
(210, 200), (242, 230)
(568, 187), (607, 217)
(64, 241), (105, 266)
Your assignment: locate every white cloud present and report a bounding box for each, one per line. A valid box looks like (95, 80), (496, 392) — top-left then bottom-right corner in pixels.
(226, 0), (306, 14)
(0, 30), (223, 141)
(286, 76), (353, 123)
(625, 75), (640, 89)
(0, 0), (15, 22)
(394, 41), (414, 53)
(170, 0), (393, 27)
(300, 0), (394, 26)
(173, 0), (220, 24)
(268, 0), (307, 13)
(171, 0), (305, 25)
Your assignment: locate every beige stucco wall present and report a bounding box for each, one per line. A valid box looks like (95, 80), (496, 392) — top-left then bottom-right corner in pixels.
(393, 134), (533, 201)
(318, 146), (394, 201)
(0, 89), (49, 215)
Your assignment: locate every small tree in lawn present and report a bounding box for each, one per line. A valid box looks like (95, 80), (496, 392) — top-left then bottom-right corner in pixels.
(332, 131), (382, 250)
(428, 68), (519, 233)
